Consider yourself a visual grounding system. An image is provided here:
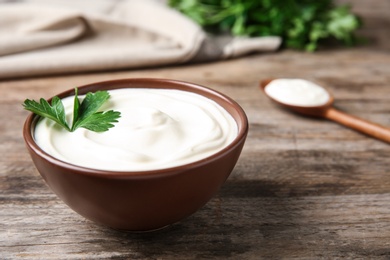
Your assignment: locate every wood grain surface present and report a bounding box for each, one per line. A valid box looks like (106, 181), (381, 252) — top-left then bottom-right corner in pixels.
(1, 0), (390, 259)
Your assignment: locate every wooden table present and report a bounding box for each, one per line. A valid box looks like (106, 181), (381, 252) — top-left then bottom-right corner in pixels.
(1, 1), (390, 258)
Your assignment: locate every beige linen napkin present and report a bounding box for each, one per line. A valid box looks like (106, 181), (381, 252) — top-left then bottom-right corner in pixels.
(0, 0), (281, 79)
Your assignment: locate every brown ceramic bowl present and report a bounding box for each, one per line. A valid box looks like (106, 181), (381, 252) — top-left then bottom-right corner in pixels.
(23, 78), (248, 231)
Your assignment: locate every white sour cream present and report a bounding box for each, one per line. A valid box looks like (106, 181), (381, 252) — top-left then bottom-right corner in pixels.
(34, 88), (238, 171)
(265, 79), (330, 106)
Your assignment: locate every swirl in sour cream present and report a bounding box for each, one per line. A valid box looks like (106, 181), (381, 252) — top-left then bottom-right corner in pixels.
(34, 88), (238, 171)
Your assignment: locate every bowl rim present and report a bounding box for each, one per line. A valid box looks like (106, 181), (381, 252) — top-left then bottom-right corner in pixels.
(23, 78), (248, 179)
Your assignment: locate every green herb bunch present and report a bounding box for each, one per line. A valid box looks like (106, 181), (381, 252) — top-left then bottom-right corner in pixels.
(23, 88), (121, 132)
(169, 0), (362, 51)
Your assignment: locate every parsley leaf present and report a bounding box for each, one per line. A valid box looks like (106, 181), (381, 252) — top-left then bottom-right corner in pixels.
(23, 96), (71, 131)
(74, 110), (121, 132)
(23, 88), (121, 133)
(71, 89), (112, 131)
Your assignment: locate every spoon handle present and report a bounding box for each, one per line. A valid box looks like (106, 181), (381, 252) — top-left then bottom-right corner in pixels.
(324, 107), (390, 143)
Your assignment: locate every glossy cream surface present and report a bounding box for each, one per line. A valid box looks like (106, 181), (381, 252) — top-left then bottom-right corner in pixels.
(265, 79), (330, 107)
(34, 88), (238, 171)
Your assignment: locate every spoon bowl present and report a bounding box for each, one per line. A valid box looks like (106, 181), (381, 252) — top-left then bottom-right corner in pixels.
(260, 78), (390, 144)
(260, 78), (334, 117)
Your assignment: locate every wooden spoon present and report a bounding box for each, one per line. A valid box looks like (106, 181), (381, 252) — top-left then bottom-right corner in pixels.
(260, 78), (390, 144)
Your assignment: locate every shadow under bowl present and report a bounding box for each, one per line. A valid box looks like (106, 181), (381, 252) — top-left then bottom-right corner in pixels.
(23, 78), (248, 232)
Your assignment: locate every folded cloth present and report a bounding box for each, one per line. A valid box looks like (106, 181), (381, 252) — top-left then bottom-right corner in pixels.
(0, 0), (281, 79)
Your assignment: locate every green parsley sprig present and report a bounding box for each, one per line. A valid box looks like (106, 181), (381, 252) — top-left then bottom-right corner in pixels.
(23, 88), (121, 132)
(169, 0), (362, 51)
